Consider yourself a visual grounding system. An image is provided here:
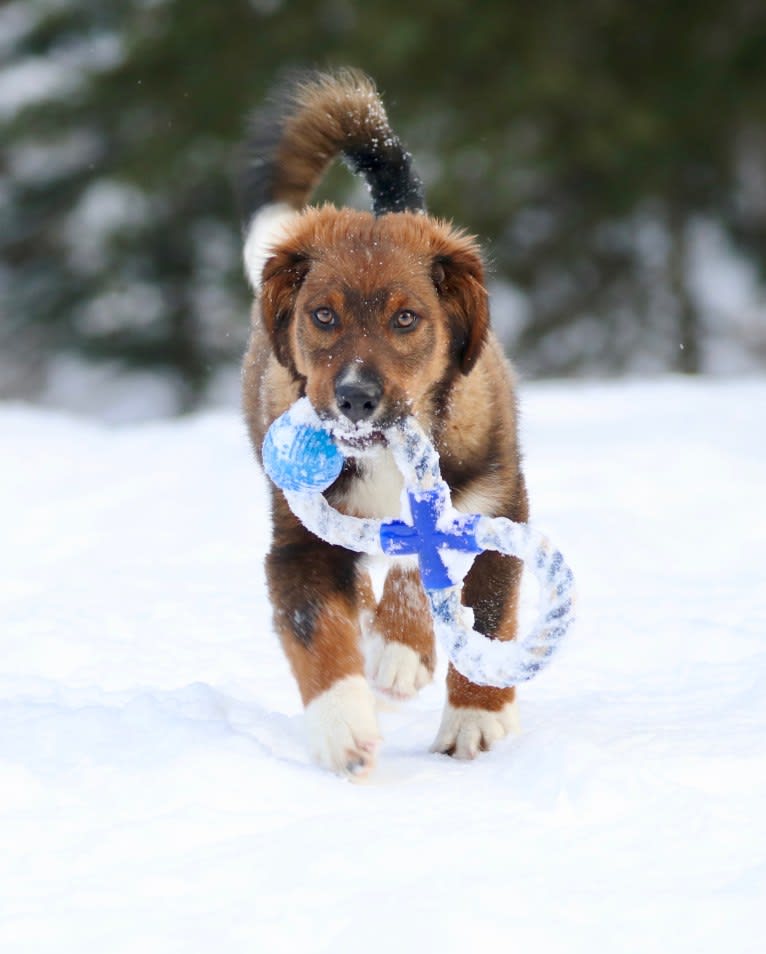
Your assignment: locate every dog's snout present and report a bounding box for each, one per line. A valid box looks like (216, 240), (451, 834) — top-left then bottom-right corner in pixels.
(335, 371), (383, 424)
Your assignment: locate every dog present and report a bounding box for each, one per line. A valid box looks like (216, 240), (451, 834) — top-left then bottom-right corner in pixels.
(239, 69), (528, 778)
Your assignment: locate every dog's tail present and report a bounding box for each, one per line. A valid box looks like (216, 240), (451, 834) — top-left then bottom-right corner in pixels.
(240, 68), (425, 219)
(239, 69), (425, 286)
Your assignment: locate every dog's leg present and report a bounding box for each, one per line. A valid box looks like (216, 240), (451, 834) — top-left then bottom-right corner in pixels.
(356, 570), (378, 642)
(365, 564), (435, 700)
(432, 550), (522, 758)
(266, 530), (380, 779)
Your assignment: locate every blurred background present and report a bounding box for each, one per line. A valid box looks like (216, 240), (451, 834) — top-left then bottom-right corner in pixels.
(2, 0), (766, 421)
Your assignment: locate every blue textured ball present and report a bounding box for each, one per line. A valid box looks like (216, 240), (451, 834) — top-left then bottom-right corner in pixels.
(262, 415), (345, 493)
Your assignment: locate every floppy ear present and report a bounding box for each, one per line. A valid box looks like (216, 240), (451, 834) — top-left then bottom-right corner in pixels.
(432, 240), (489, 375)
(260, 247), (310, 369)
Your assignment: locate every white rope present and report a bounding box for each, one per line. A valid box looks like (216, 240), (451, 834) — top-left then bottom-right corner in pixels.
(263, 399), (576, 687)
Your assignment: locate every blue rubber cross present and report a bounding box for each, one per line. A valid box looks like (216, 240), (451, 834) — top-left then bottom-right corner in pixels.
(379, 488), (483, 590)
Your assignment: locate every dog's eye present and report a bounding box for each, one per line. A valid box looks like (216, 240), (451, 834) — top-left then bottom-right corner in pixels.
(312, 307), (337, 328)
(392, 309), (419, 331)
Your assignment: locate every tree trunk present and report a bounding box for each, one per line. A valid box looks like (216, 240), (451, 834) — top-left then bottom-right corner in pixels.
(668, 209), (701, 374)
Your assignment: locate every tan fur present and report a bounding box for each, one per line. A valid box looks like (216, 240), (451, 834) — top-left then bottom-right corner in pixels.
(244, 206), (499, 450)
(445, 589), (519, 713)
(371, 565), (435, 678)
(243, 210), (527, 706)
(242, 71), (529, 767)
(272, 70), (393, 209)
(357, 571), (377, 622)
(277, 590), (365, 706)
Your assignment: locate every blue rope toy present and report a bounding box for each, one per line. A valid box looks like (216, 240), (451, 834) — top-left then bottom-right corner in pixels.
(263, 398), (576, 687)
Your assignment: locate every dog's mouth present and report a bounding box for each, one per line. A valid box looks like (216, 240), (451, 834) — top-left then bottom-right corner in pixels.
(318, 400), (416, 456)
(331, 424), (388, 454)
(320, 412), (392, 455)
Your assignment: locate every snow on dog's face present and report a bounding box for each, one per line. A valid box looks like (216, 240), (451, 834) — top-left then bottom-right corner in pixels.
(259, 206), (489, 440)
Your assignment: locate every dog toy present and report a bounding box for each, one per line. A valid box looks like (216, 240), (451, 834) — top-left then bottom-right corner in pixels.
(262, 398), (575, 687)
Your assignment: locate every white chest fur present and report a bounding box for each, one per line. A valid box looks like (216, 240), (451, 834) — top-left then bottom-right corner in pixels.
(340, 447), (405, 520)
(339, 448), (414, 599)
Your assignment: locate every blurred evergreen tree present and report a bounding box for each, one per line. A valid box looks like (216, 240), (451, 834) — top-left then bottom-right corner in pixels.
(2, 0), (766, 409)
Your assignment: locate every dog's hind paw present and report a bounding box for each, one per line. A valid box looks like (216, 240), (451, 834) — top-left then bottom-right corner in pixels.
(304, 675), (381, 779)
(366, 635), (433, 700)
(431, 700), (520, 759)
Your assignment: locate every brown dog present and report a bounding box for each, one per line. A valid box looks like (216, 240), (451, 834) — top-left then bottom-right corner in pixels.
(240, 70), (528, 777)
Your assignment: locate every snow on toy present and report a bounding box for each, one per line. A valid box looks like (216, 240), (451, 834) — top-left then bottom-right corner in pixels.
(262, 397), (575, 687)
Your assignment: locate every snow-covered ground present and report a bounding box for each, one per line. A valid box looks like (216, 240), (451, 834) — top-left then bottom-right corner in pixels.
(1, 377), (764, 953)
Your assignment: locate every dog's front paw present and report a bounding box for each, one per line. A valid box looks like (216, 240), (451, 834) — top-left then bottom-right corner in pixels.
(431, 700), (520, 759)
(366, 634), (433, 700)
(304, 675), (381, 779)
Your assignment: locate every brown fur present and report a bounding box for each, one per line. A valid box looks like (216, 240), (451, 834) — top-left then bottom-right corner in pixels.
(372, 565), (436, 680)
(242, 209), (529, 703)
(241, 71), (528, 760)
(271, 70), (388, 208)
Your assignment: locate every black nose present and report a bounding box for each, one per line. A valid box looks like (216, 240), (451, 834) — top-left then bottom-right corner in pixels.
(335, 372), (383, 424)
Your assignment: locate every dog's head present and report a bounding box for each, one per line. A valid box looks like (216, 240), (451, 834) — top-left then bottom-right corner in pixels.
(259, 207), (489, 445)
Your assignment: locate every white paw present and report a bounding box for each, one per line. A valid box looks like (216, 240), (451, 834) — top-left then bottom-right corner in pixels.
(431, 700), (520, 759)
(365, 634), (432, 700)
(304, 675), (381, 779)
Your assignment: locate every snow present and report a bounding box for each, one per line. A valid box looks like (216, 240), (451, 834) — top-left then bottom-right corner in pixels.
(40, 356), (185, 425)
(687, 218), (766, 371)
(1, 377), (765, 952)
(0, 33), (123, 121)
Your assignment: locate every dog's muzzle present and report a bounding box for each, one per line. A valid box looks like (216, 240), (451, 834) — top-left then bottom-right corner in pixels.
(334, 367), (383, 424)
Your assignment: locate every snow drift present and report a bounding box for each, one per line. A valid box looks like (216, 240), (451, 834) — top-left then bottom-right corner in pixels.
(1, 377), (764, 953)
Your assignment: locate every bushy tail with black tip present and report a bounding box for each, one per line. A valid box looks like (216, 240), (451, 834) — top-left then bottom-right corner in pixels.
(239, 69), (425, 287)
(238, 68), (425, 224)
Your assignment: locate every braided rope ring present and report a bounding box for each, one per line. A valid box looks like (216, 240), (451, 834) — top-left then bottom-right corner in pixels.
(262, 398), (575, 687)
